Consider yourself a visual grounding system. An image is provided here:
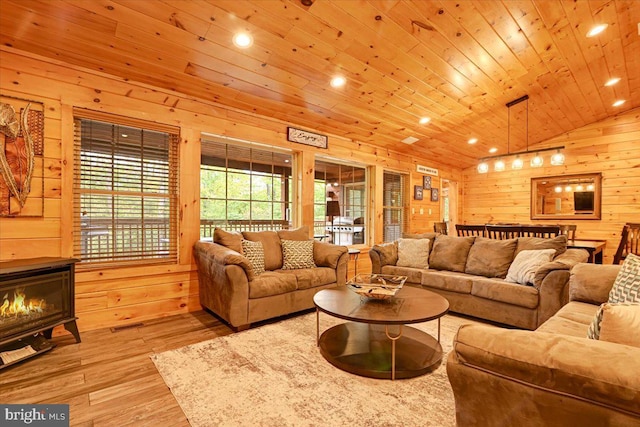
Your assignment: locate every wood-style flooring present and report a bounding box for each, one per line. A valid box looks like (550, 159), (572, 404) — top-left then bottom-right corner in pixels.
(0, 311), (236, 426)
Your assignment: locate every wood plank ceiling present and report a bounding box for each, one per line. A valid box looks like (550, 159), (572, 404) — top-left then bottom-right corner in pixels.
(1, 0), (638, 169)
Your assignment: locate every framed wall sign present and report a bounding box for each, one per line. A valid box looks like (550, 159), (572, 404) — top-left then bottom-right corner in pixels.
(431, 188), (439, 202)
(287, 127), (328, 149)
(414, 185), (423, 200)
(423, 176), (432, 189)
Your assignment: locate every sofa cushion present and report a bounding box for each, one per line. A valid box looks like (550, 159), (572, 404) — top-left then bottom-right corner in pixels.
(241, 239), (265, 276)
(277, 226), (309, 241)
(422, 270), (473, 294)
(278, 267), (336, 290)
(381, 265), (423, 285)
(471, 278), (539, 309)
(214, 228), (243, 254)
(516, 234), (567, 258)
(570, 263), (620, 304)
(537, 301), (599, 338)
(608, 253), (640, 303)
(397, 238), (430, 269)
(281, 239), (316, 270)
(465, 237), (517, 278)
(242, 231), (283, 270)
(595, 303), (640, 347)
(248, 271), (297, 298)
(429, 235), (475, 273)
(373, 242), (398, 267)
(505, 249), (556, 285)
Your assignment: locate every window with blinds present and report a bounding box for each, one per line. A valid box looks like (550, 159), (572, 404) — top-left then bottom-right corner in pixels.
(383, 171), (406, 242)
(200, 137), (292, 237)
(73, 111), (179, 267)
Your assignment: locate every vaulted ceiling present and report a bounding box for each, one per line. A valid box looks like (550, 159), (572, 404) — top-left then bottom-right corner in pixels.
(1, 0), (638, 169)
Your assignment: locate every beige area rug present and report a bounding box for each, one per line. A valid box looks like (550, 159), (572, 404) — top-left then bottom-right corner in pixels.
(151, 312), (480, 427)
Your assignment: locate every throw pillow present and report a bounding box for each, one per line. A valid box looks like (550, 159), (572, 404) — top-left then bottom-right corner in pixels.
(587, 302), (640, 348)
(608, 253), (640, 303)
(241, 239), (265, 277)
(277, 226), (310, 241)
(465, 237), (517, 278)
(242, 231), (282, 270)
(281, 239), (316, 270)
(505, 249), (556, 285)
(515, 235), (567, 258)
(429, 235), (475, 273)
(396, 238), (430, 269)
(213, 228), (243, 254)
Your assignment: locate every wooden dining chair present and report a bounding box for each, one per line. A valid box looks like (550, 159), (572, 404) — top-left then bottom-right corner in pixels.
(614, 223), (640, 264)
(455, 224), (486, 237)
(558, 224), (577, 240)
(520, 225), (560, 238)
(485, 225), (521, 240)
(433, 221), (448, 235)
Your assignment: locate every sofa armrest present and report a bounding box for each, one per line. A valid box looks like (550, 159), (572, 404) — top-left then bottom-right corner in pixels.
(313, 241), (349, 285)
(570, 263), (621, 304)
(369, 242), (398, 273)
(194, 240), (254, 281)
(447, 324), (640, 426)
(533, 248), (589, 287)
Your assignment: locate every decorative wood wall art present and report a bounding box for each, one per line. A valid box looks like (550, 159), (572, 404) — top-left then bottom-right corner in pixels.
(414, 185), (423, 200)
(431, 188), (439, 202)
(0, 95), (44, 217)
(423, 176), (432, 189)
(287, 126), (328, 149)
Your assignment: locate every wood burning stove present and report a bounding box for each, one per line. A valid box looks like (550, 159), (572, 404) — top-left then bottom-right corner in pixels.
(0, 257), (80, 369)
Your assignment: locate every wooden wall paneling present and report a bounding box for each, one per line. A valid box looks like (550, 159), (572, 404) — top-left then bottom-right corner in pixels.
(178, 127), (201, 266)
(370, 165), (384, 245)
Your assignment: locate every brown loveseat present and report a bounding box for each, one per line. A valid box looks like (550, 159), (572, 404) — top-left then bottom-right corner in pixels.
(447, 263), (640, 426)
(370, 233), (588, 330)
(194, 227), (348, 330)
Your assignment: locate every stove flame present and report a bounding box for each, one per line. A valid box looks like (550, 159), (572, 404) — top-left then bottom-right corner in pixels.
(0, 289), (47, 318)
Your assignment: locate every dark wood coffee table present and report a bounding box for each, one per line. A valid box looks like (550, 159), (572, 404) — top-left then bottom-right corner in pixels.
(313, 286), (449, 380)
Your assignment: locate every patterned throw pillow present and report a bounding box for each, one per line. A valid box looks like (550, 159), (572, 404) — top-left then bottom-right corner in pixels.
(587, 302), (640, 344)
(281, 239), (316, 270)
(396, 238), (430, 269)
(608, 253), (640, 303)
(241, 239), (265, 276)
(505, 249), (555, 285)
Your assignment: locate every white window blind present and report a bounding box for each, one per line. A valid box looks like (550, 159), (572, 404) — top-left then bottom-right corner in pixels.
(382, 171), (406, 242)
(73, 110), (179, 267)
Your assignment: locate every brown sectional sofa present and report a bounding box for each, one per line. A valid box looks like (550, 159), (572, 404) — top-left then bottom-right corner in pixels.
(370, 233), (588, 330)
(194, 227), (348, 330)
(447, 263), (640, 426)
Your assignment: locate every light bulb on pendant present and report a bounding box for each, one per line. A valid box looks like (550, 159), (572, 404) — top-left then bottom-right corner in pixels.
(477, 161), (489, 174)
(587, 184), (594, 191)
(550, 150), (565, 166)
(555, 186), (562, 193)
(576, 184), (584, 191)
(530, 153), (543, 167)
(565, 185), (572, 192)
(494, 159), (505, 172)
(512, 156), (523, 170)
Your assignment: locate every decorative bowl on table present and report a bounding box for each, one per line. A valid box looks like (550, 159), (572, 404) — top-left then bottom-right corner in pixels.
(346, 274), (408, 300)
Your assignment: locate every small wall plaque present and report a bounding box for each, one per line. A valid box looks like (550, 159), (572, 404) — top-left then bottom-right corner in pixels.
(287, 127), (328, 149)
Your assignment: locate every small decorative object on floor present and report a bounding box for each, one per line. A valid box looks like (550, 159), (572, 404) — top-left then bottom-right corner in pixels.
(347, 274), (407, 300)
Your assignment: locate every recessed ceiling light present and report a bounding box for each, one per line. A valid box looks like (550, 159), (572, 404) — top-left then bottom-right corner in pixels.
(233, 32), (253, 48)
(419, 117), (431, 124)
(489, 147), (498, 153)
(330, 76), (346, 88)
(468, 138), (478, 144)
(612, 99), (626, 107)
(401, 136), (419, 144)
(604, 77), (621, 86)
(587, 24), (607, 37)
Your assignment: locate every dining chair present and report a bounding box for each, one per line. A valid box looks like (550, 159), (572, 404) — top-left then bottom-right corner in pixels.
(614, 223), (640, 264)
(433, 221), (448, 235)
(485, 225), (521, 240)
(455, 224), (486, 237)
(558, 224), (577, 240)
(520, 225), (560, 238)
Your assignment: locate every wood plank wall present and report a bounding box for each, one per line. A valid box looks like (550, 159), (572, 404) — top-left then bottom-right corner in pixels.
(461, 107), (640, 263)
(0, 48), (459, 332)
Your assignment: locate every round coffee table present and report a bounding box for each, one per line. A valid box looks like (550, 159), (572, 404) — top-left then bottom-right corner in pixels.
(313, 286), (449, 380)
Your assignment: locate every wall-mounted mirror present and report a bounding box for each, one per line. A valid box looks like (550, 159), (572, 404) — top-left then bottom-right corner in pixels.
(531, 173), (602, 220)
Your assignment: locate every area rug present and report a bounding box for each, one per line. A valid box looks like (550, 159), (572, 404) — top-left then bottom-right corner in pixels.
(151, 312), (479, 427)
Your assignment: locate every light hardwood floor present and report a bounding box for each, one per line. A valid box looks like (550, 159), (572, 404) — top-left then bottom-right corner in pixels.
(0, 311), (236, 426)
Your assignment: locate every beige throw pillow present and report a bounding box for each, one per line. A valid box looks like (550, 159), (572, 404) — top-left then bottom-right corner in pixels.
(396, 238), (430, 269)
(505, 249), (555, 285)
(587, 302), (640, 348)
(281, 239), (316, 270)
